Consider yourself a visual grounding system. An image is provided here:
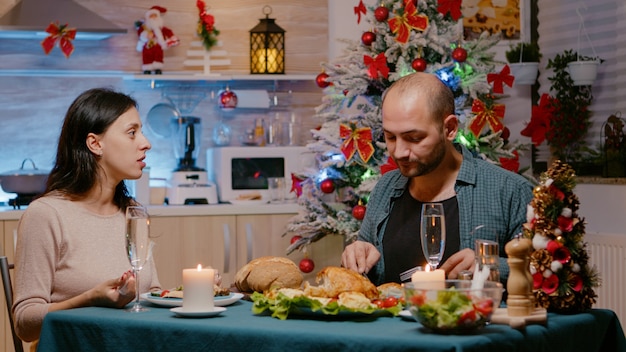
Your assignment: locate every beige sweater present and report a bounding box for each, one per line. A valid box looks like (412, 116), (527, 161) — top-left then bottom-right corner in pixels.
(12, 196), (161, 342)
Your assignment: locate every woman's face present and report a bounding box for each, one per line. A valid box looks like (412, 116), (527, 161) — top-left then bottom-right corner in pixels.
(98, 107), (151, 183)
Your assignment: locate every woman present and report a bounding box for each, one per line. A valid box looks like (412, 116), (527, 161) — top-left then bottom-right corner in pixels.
(12, 88), (161, 343)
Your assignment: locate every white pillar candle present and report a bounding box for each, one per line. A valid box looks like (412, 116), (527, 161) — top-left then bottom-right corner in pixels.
(411, 265), (446, 290)
(182, 264), (215, 311)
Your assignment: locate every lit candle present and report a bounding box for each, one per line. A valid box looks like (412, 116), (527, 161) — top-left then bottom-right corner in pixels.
(411, 265), (446, 289)
(182, 264), (215, 311)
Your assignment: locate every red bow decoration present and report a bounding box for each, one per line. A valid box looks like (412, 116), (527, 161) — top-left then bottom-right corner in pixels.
(437, 0), (463, 21)
(354, 0), (367, 24)
(340, 124), (375, 163)
(520, 93), (557, 146)
(41, 22), (76, 58)
(499, 150), (520, 173)
(388, 0), (428, 43)
(364, 52), (389, 79)
(290, 173), (304, 197)
(468, 99), (505, 136)
(487, 65), (515, 94)
(380, 156), (398, 175)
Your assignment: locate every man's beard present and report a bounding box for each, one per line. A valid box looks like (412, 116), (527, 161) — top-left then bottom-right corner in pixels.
(145, 15), (164, 31)
(394, 137), (446, 178)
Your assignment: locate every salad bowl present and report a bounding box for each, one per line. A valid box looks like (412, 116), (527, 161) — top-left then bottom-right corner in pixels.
(403, 280), (503, 333)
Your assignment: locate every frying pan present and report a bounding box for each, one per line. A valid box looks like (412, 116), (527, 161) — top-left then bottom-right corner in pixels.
(0, 159), (49, 195)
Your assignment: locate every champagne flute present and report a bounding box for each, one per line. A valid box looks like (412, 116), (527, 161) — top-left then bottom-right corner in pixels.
(125, 205), (152, 312)
(421, 203), (446, 270)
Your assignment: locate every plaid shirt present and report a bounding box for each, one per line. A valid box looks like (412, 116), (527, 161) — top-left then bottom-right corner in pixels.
(358, 144), (534, 285)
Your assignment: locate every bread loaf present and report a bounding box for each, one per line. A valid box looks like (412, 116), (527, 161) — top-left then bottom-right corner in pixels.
(235, 256), (303, 293)
(303, 266), (379, 299)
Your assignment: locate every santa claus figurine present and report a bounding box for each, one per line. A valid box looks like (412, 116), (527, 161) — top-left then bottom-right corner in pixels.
(136, 6), (180, 74)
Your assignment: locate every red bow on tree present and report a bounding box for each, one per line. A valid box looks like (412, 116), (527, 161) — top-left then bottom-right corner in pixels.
(340, 124), (375, 163)
(364, 52), (389, 79)
(380, 156), (398, 174)
(468, 99), (506, 136)
(354, 0), (366, 24)
(520, 93), (557, 146)
(487, 65), (515, 94)
(388, 0), (428, 43)
(499, 150), (520, 173)
(437, 0), (463, 21)
(41, 22), (76, 58)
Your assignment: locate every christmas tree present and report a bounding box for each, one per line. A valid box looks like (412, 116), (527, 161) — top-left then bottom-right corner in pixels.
(286, 0), (529, 258)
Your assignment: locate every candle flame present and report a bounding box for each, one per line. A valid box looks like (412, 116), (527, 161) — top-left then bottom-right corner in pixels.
(197, 264), (202, 271)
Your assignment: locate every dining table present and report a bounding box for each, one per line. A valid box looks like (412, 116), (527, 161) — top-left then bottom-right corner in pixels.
(36, 297), (626, 352)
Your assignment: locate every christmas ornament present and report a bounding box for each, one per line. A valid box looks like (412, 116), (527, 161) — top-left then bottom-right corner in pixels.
(354, 0), (367, 24)
(374, 6), (389, 22)
(218, 88), (238, 110)
(520, 93), (557, 146)
(499, 150), (519, 173)
(437, 0), (463, 21)
(135, 6), (180, 74)
(339, 123), (374, 162)
(452, 47), (467, 62)
(361, 31), (376, 46)
(411, 57), (428, 72)
(468, 99), (505, 136)
(364, 52), (389, 79)
(387, 1), (428, 43)
(352, 204), (366, 220)
(315, 72), (330, 88)
(487, 65), (515, 94)
(291, 173), (304, 197)
(290, 235), (302, 244)
(41, 22), (76, 58)
(320, 179), (335, 194)
(196, 0), (220, 51)
(299, 257), (315, 273)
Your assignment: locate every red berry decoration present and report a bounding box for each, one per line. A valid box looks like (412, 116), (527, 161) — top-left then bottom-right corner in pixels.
(374, 6), (389, 22)
(411, 58), (428, 72)
(361, 31), (376, 46)
(315, 72), (330, 88)
(452, 47), (468, 63)
(299, 258), (315, 273)
(352, 204), (366, 220)
(218, 89), (238, 110)
(320, 179), (335, 194)
(290, 235), (302, 244)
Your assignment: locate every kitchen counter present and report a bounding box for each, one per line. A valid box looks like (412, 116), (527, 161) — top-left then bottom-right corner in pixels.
(0, 202), (300, 221)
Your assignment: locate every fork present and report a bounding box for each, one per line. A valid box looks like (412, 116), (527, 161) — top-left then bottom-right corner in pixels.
(399, 266), (423, 282)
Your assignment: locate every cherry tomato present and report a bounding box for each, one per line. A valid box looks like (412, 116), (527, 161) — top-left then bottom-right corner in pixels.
(474, 299), (494, 316)
(383, 296), (398, 308)
(410, 293), (426, 307)
(372, 299), (385, 309)
(160, 290), (170, 297)
(458, 310), (477, 326)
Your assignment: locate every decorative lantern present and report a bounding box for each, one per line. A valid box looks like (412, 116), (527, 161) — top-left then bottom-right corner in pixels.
(249, 6), (285, 74)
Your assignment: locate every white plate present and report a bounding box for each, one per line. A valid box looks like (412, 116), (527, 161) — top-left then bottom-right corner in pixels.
(141, 292), (244, 308)
(398, 310), (416, 321)
(170, 306), (226, 318)
(229, 199), (267, 205)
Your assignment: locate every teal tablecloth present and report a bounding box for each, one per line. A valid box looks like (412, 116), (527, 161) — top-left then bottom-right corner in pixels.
(37, 300), (625, 352)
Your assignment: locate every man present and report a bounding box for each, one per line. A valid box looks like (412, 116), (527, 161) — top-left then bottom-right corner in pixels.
(136, 6), (180, 74)
(341, 72), (533, 285)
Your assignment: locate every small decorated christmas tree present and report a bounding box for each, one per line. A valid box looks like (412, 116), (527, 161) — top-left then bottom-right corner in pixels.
(524, 160), (599, 313)
(285, 0), (531, 262)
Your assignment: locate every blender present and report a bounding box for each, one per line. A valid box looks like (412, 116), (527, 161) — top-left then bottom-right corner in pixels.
(163, 87), (218, 205)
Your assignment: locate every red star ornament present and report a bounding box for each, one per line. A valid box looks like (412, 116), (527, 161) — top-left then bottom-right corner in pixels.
(339, 124), (375, 163)
(468, 99), (505, 137)
(387, 0), (428, 43)
(437, 0), (463, 21)
(487, 65), (515, 94)
(364, 52), (389, 79)
(354, 0), (367, 24)
(520, 93), (556, 146)
(41, 21), (77, 58)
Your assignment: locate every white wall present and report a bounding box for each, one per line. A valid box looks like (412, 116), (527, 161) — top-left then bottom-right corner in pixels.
(576, 184), (626, 236)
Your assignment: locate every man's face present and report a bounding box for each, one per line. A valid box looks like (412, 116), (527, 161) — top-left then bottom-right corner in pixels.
(382, 90), (446, 178)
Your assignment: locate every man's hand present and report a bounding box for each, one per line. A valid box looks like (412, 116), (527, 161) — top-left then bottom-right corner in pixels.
(439, 248), (475, 279)
(341, 240), (381, 274)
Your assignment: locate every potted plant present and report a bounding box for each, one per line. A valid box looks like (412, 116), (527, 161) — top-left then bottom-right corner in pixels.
(566, 54), (602, 86)
(505, 42), (541, 85)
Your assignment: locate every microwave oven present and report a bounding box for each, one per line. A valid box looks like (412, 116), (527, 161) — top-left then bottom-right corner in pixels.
(206, 146), (314, 203)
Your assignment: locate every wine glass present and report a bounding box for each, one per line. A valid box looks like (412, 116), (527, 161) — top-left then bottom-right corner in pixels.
(125, 205), (152, 312)
(421, 203), (446, 270)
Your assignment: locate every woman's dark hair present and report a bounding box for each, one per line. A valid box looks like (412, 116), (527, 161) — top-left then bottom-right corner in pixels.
(44, 88), (138, 210)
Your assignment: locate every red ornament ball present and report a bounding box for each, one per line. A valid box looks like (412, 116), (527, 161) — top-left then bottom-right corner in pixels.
(290, 235), (302, 245)
(299, 258), (315, 273)
(411, 58), (428, 72)
(320, 179), (335, 194)
(361, 31), (376, 46)
(218, 89), (238, 110)
(352, 205), (366, 220)
(315, 72), (330, 88)
(452, 47), (468, 63)
(374, 6), (389, 22)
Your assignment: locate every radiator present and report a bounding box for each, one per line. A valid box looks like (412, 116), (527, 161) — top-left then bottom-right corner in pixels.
(586, 233), (626, 325)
